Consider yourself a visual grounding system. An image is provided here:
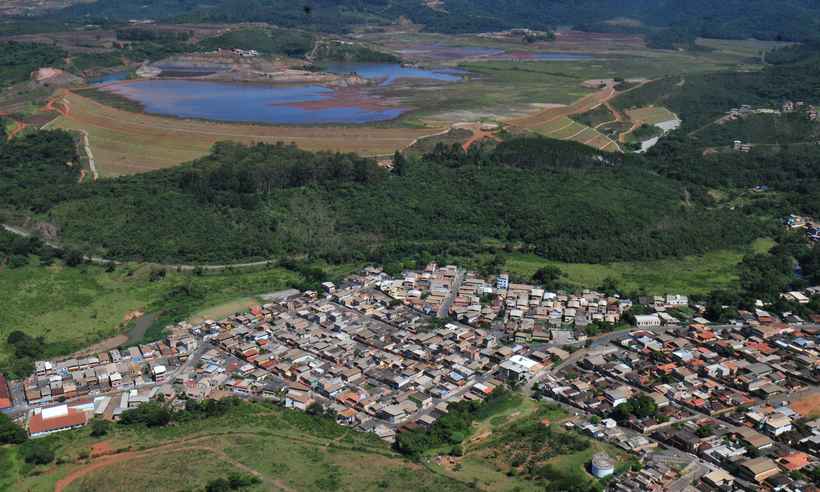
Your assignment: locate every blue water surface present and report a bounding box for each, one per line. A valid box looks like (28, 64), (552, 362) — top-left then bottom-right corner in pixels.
(102, 79), (406, 124)
(324, 63), (464, 85)
(89, 71), (130, 84)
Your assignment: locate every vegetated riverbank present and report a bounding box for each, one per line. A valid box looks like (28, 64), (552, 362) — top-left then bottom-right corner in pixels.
(0, 257), (310, 376)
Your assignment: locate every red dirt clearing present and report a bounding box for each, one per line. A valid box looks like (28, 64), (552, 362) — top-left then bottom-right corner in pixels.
(89, 442), (114, 458)
(7, 120), (27, 140)
(791, 392), (820, 418)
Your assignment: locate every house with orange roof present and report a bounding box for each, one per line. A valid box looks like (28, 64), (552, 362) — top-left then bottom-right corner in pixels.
(28, 404), (88, 438)
(691, 329), (717, 343)
(779, 451), (811, 471)
(0, 374), (11, 410)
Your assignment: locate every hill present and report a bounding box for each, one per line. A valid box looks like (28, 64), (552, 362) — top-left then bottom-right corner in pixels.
(1, 399), (474, 492)
(0, 132), (765, 266)
(54, 0), (820, 40)
(611, 45), (820, 134)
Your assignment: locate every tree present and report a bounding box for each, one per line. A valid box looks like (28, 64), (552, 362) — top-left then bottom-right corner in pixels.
(119, 402), (171, 427)
(64, 249), (84, 267)
(392, 150), (408, 176)
(228, 473), (261, 489)
(610, 394), (658, 422)
(7, 254), (29, 268)
(90, 418), (110, 437)
(532, 266), (565, 290)
(696, 424), (714, 438)
(598, 277), (619, 296)
(278, 193), (339, 259)
(206, 478), (231, 492)
(0, 413), (27, 444)
(20, 440), (55, 465)
(306, 401), (325, 416)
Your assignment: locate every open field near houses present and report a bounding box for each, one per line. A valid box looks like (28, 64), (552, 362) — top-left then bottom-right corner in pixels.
(50, 92), (441, 176)
(503, 238), (775, 295)
(4, 401), (472, 492)
(0, 258), (302, 370)
(430, 396), (628, 492)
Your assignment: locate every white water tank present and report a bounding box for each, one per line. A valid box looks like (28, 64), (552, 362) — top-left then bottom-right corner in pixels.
(591, 452), (615, 478)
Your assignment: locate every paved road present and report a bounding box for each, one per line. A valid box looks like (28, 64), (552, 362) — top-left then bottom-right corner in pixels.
(438, 268), (466, 318)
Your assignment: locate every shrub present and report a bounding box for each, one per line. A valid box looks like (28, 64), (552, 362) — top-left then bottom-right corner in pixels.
(20, 440), (55, 465)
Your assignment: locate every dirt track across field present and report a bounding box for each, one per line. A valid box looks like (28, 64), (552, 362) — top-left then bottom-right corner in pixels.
(53, 433), (294, 492)
(506, 81), (616, 129)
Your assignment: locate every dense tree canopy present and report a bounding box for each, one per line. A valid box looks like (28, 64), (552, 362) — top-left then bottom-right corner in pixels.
(0, 132), (775, 265)
(55, 0), (820, 41)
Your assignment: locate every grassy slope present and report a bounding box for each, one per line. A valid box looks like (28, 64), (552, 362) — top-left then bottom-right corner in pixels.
(0, 258), (302, 365)
(6, 402), (472, 492)
(431, 397), (626, 491)
(504, 238), (775, 295)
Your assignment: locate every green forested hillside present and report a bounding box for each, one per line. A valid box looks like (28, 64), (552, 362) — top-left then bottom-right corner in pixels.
(197, 28), (316, 57)
(0, 134), (770, 265)
(613, 48), (820, 133)
(0, 42), (67, 87)
(55, 0), (820, 40)
(647, 136), (820, 218)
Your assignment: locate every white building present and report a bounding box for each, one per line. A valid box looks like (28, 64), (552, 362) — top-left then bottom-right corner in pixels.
(28, 404), (88, 438)
(499, 355), (540, 383)
(634, 314), (661, 329)
(665, 294), (688, 307)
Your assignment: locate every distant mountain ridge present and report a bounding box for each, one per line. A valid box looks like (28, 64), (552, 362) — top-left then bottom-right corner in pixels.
(57, 0), (820, 41)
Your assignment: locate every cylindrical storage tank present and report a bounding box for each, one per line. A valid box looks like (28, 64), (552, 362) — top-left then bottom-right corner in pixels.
(591, 452), (615, 478)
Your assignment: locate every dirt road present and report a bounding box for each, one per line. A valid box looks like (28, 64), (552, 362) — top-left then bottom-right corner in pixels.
(506, 81), (616, 129)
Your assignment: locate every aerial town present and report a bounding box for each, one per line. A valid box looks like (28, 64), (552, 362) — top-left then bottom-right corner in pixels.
(1, 263), (818, 491)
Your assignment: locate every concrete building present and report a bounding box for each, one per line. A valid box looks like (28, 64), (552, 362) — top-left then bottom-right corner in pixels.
(738, 457), (780, 483)
(496, 273), (509, 290)
(634, 314), (661, 329)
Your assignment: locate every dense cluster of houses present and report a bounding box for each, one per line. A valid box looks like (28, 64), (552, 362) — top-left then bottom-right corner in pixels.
(543, 309), (819, 491)
(378, 263), (461, 317)
(378, 264), (645, 348)
(6, 332), (199, 436)
(188, 278), (551, 441)
(2, 265), (818, 491)
(22, 334), (197, 407)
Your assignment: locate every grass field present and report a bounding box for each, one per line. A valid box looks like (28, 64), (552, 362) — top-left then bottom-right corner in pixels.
(503, 238), (775, 295)
(529, 114), (620, 151)
(4, 401), (472, 492)
(625, 106), (678, 125)
(187, 296), (265, 324)
(51, 92), (441, 176)
(0, 258), (303, 367)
